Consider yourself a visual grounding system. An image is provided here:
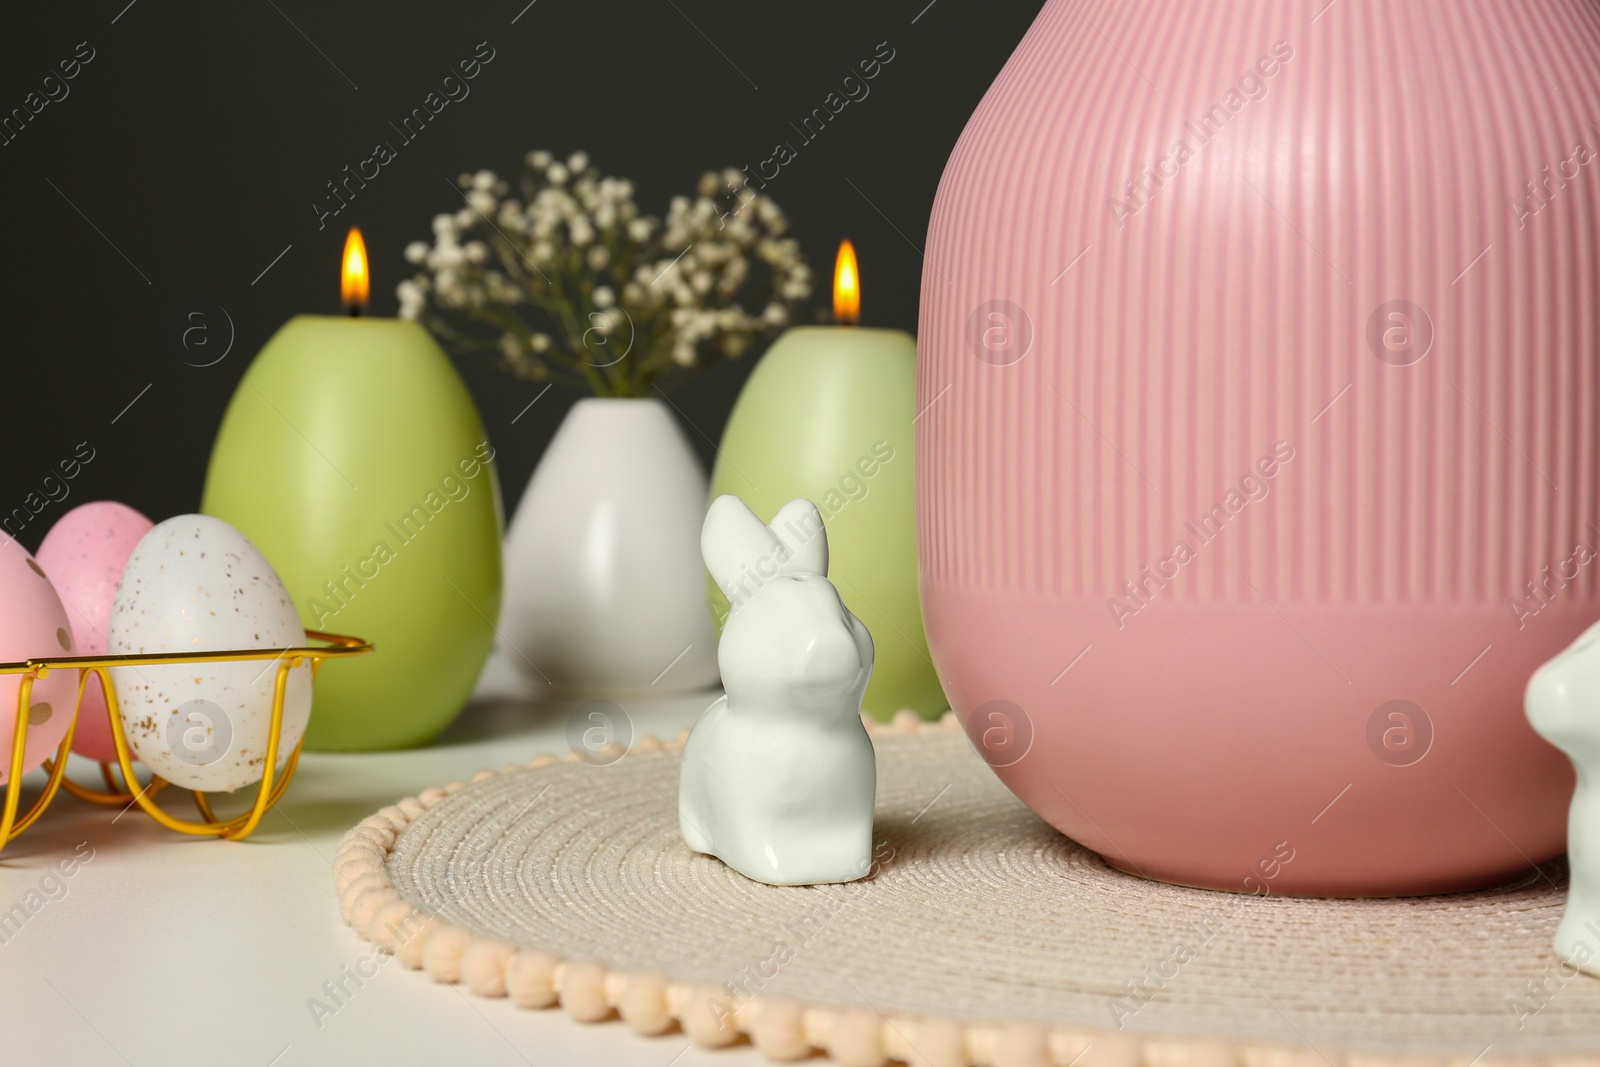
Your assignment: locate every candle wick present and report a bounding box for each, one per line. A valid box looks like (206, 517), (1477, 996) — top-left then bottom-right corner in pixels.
(348, 305), (362, 319)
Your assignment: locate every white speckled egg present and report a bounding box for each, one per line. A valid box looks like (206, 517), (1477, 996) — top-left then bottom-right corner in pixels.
(108, 514), (312, 792)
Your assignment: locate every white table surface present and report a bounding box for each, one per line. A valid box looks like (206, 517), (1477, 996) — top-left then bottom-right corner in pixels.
(3, 654), (770, 1067)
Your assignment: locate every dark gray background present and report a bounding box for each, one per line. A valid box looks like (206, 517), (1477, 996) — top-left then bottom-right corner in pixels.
(0, 0), (1042, 543)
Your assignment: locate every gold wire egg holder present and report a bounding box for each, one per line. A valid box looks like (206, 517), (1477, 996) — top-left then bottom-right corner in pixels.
(0, 630), (371, 857)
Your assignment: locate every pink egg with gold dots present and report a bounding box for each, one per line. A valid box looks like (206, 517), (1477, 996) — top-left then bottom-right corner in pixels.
(0, 533), (79, 784)
(36, 502), (154, 763)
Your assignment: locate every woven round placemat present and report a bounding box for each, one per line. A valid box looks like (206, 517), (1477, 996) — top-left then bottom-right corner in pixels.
(334, 715), (1600, 1066)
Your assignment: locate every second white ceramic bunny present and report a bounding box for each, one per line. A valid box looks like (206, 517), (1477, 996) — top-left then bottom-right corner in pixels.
(678, 495), (876, 886)
(1527, 619), (1600, 975)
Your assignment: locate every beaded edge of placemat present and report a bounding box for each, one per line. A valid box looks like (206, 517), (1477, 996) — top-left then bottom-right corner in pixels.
(331, 712), (1591, 1067)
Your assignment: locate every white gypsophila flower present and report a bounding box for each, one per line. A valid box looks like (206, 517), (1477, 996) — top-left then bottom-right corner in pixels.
(651, 260), (681, 290)
(433, 270), (464, 308)
(486, 273), (524, 304)
(431, 244), (464, 270)
(718, 257), (748, 295)
(408, 150), (809, 397)
(397, 279), (425, 320)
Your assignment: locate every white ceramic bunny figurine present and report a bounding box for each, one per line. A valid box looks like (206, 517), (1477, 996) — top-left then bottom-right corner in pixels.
(1526, 618), (1600, 975)
(678, 495), (877, 886)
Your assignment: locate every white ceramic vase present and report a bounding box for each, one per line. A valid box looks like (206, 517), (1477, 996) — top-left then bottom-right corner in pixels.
(500, 397), (720, 694)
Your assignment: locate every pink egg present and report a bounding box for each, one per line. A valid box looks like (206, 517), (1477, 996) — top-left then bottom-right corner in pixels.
(0, 533), (78, 784)
(35, 502), (153, 763)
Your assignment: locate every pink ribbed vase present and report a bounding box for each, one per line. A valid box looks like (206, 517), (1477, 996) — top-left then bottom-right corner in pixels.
(918, 0), (1600, 895)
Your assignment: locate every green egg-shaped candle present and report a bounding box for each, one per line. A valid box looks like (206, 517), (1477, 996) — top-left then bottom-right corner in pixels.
(710, 307), (945, 721)
(201, 299), (502, 750)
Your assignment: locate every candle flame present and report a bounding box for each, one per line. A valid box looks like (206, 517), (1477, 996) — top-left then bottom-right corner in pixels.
(341, 227), (369, 314)
(833, 239), (859, 325)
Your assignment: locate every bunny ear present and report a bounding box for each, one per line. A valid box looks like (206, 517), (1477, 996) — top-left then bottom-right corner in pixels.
(702, 495), (782, 601)
(770, 498), (828, 576)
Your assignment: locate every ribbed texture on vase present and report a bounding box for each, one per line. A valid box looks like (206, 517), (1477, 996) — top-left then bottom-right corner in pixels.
(919, 0), (1600, 606)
